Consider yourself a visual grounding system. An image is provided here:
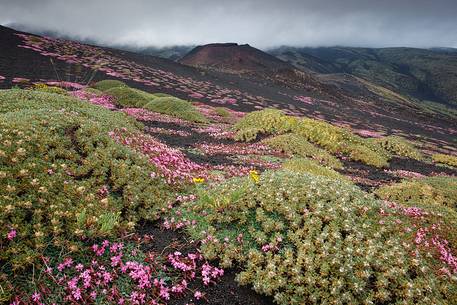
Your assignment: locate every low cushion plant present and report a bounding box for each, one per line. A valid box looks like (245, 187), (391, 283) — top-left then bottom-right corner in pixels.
(282, 158), (348, 181)
(432, 153), (457, 168)
(233, 108), (298, 141)
(105, 86), (150, 108)
(375, 176), (457, 210)
(372, 135), (423, 160)
(91, 79), (126, 91)
(0, 90), (173, 300)
(264, 133), (343, 169)
(174, 170), (457, 304)
(144, 96), (209, 123)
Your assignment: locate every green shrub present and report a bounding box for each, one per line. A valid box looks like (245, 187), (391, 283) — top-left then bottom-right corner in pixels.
(263, 133), (343, 169)
(233, 109), (298, 141)
(177, 171), (457, 304)
(215, 107), (231, 118)
(294, 118), (389, 167)
(0, 90), (173, 297)
(0, 89), (140, 129)
(282, 158), (348, 181)
(29, 84), (68, 95)
(91, 79), (126, 91)
(372, 136), (423, 160)
(151, 92), (173, 98)
(432, 153), (457, 168)
(375, 176), (457, 210)
(83, 87), (104, 96)
(105, 86), (149, 108)
(349, 144), (390, 168)
(144, 97), (208, 123)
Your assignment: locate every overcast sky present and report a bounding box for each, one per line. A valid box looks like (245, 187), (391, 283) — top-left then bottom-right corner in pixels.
(1, 0), (457, 49)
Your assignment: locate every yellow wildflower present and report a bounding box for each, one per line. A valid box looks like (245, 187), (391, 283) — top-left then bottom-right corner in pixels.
(249, 170), (260, 183)
(193, 177), (205, 184)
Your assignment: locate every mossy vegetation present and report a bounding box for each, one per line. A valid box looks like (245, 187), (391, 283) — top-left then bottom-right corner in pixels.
(233, 108), (297, 141)
(432, 153), (457, 168)
(282, 158), (348, 181)
(144, 96), (209, 123)
(375, 176), (457, 210)
(372, 135), (423, 160)
(263, 133), (343, 169)
(91, 79), (126, 91)
(105, 86), (150, 108)
(234, 109), (390, 167)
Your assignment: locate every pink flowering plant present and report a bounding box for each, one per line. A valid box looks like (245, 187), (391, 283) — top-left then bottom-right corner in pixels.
(11, 239), (224, 304)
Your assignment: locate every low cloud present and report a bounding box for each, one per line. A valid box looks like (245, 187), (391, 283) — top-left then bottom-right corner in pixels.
(1, 0), (456, 49)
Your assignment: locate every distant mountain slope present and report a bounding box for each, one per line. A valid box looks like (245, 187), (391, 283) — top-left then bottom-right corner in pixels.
(180, 43), (293, 73)
(0, 25), (456, 153)
(270, 46), (457, 107)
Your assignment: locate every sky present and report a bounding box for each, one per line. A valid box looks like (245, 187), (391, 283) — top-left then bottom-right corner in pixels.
(1, 0), (457, 49)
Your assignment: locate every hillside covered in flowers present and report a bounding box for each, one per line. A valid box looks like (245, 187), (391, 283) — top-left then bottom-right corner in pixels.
(0, 25), (457, 305)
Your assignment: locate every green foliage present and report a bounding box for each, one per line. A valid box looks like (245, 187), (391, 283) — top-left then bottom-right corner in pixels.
(29, 83), (68, 95)
(105, 86), (150, 108)
(0, 90), (173, 293)
(372, 135), (423, 160)
(294, 118), (390, 167)
(151, 92), (173, 98)
(83, 87), (104, 96)
(233, 109), (298, 141)
(144, 96), (209, 123)
(214, 107), (231, 118)
(282, 158), (348, 181)
(0, 89), (140, 130)
(375, 176), (457, 210)
(177, 170), (457, 304)
(91, 79), (126, 91)
(432, 153), (457, 168)
(263, 133), (343, 169)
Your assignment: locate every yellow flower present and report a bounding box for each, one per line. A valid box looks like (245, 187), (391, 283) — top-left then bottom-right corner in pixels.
(193, 177), (205, 184)
(249, 170), (260, 183)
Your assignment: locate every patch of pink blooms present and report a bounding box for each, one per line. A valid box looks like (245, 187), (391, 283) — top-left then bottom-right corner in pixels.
(192, 124), (236, 140)
(146, 126), (191, 137)
(7, 229), (17, 240)
(0, 75), (5, 82)
(293, 95), (314, 105)
(354, 129), (385, 138)
(14, 240), (225, 304)
(383, 169), (425, 179)
(45, 81), (85, 89)
(12, 77), (30, 83)
(196, 142), (273, 156)
(70, 89), (117, 110)
(122, 108), (191, 126)
(381, 201), (457, 275)
(109, 129), (207, 184)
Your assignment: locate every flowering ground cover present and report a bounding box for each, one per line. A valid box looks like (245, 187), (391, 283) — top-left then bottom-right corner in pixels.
(1, 81), (457, 304)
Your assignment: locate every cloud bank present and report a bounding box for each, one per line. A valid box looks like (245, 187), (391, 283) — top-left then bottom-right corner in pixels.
(1, 0), (456, 49)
